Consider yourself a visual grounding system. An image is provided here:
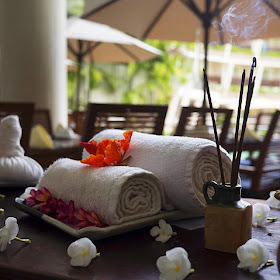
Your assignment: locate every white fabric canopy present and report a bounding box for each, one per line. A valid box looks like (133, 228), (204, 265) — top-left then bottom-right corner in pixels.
(66, 17), (163, 63)
(66, 17), (163, 109)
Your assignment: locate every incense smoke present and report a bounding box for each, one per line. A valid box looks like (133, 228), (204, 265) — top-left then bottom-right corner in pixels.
(216, 0), (274, 43)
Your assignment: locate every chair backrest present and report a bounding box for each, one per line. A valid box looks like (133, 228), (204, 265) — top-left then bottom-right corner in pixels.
(254, 111), (276, 134)
(68, 110), (86, 135)
(32, 109), (53, 137)
(237, 110), (280, 196)
(174, 106), (233, 146)
(81, 103), (168, 142)
(254, 110), (280, 170)
(0, 102), (34, 151)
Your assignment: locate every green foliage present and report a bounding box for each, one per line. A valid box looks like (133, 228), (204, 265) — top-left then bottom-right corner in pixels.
(210, 44), (253, 55)
(67, 40), (191, 107)
(88, 65), (119, 93)
(121, 40), (190, 104)
(261, 50), (280, 58)
(67, 70), (78, 110)
(67, 0), (84, 17)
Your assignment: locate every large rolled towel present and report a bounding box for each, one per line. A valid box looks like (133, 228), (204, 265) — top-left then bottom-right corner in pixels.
(36, 158), (168, 225)
(0, 115), (43, 186)
(83, 130), (233, 216)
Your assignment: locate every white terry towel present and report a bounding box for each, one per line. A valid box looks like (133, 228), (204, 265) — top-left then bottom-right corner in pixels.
(83, 129), (233, 216)
(36, 158), (167, 225)
(0, 115), (43, 186)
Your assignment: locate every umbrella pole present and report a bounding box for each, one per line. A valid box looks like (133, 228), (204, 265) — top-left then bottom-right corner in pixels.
(203, 24), (209, 108)
(201, 21), (210, 125)
(75, 57), (82, 111)
(74, 40), (84, 111)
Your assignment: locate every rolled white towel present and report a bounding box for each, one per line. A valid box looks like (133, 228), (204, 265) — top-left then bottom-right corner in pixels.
(0, 115), (43, 186)
(83, 129), (233, 216)
(36, 158), (168, 225)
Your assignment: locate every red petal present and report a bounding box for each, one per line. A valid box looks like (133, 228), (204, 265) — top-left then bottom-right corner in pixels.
(80, 140), (98, 155)
(30, 189), (38, 197)
(104, 140), (122, 165)
(121, 130), (133, 152)
(97, 139), (112, 156)
(80, 154), (106, 167)
(41, 187), (52, 199)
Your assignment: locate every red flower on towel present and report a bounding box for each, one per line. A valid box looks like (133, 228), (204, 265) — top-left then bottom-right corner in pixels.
(80, 130), (133, 167)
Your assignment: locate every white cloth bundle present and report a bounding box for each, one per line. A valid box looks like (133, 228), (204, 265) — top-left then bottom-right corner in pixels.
(0, 115), (43, 186)
(83, 130), (233, 216)
(36, 158), (168, 225)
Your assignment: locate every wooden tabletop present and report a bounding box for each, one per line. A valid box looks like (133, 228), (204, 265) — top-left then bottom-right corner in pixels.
(0, 188), (279, 280)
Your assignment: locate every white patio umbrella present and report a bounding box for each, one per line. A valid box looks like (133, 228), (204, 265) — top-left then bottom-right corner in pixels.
(66, 17), (163, 110)
(83, 0), (280, 106)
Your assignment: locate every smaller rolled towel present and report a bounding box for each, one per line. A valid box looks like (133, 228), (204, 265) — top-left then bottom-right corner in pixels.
(84, 129), (233, 217)
(0, 115), (43, 186)
(36, 158), (168, 225)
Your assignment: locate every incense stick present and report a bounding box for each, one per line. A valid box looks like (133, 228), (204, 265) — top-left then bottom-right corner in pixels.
(232, 58), (257, 186)
(231, 70), (245, 187)
(203, 69), (225, 186)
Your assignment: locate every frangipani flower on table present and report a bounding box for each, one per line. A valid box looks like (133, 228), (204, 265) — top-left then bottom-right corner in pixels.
(67, 237), (99, 267)
(252, 203), (270, 227)
(150, 219), (174, 243)
(236, 238), (270, 272)
(266, 191), (280, 209)
(156, 247), (194, 280)
(0, 217), (30, 252)
(0, 217), (18, 252)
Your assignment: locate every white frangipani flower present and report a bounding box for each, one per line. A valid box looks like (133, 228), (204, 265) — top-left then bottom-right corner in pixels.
(252, 203), (270, 227)
(236, 239), (269, 272)
(67, 237), (98, 267)
(0, 217), (19, 252)
(266, 191), (280, 209)
(156, 247), (193, 280)
(20, 187), (38, 199)
(150, 219), (173, 243)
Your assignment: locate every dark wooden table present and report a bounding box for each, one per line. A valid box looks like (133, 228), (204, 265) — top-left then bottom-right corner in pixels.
(0, 188), (279, 280)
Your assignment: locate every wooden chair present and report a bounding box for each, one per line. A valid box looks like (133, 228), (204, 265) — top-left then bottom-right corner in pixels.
(239, 110), (280, 198)
(254, 111), (277, 136)
(68, 110), (86, 135)
(32, 109), (53, 136)
(0, 102), (34, 151)
(174, 106), (233, 147)
(81, 103), (168, 142)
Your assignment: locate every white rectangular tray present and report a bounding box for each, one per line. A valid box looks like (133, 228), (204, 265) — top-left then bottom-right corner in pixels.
(15, 198), (197, 240)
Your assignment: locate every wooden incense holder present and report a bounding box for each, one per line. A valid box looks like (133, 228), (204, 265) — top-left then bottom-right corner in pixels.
(203, 58), (256, 254)
(203, 181), (252, 253)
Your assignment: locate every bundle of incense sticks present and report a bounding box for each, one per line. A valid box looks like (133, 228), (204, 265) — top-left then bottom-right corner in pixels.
(203, 57), (257, 187)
